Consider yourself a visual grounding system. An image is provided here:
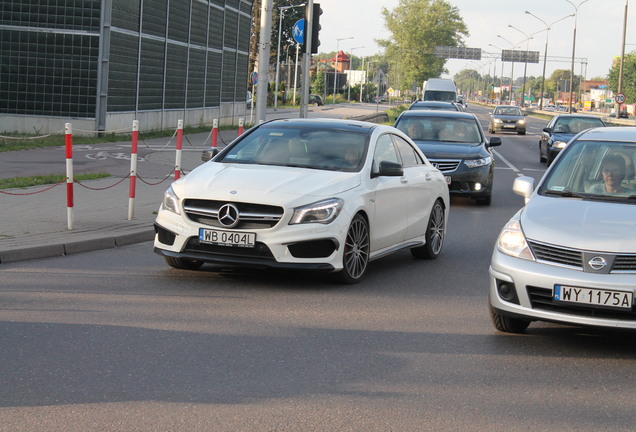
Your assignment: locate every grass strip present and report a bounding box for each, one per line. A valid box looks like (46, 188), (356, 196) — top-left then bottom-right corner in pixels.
(0, 124), (229, 153)
(0, 172), (111, 189)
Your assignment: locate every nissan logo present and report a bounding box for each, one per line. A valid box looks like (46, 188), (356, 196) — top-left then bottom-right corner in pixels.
(588, 256), (607, 271)
(218, 203), (240, 228)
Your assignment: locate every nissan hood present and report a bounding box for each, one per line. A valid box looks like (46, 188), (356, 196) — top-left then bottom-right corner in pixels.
(520, 195), (636, 253)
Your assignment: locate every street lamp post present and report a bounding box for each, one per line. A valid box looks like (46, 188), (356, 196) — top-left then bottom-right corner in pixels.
(274, 4), (305, 111)
(489, 43), (506, 103)
(347, 46), (364, 101)
(565, 0), (590, 113)
(525, 11), (574, 110)
(333, 37), (354, 104)
(497, 35), (518, 104)
(617, 0), (628, 115)
(508, 25), (533, 107)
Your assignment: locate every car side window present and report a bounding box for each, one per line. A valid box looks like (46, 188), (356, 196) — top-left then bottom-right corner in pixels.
(392, 135), (422, 167)
(546, 118), (556, 129)
(373, 134), (400, 172)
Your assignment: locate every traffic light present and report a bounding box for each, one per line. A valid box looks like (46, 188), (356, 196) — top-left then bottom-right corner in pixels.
(302, 3), (322, 54)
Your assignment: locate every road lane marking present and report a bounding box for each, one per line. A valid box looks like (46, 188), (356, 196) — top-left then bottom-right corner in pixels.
(493, 149), (524, 177)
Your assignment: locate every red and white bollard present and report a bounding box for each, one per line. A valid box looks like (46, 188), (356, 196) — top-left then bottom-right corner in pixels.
(128, 120), (139, 220)
(238, 118), (244, 136)
(211, 118), (218, 149)
(65, 123), (74, 230)
(175, 119), (183, 180)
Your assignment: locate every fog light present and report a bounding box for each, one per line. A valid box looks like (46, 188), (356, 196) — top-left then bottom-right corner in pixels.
(474, 183), (482, 191)
(496, 280), (520, 304)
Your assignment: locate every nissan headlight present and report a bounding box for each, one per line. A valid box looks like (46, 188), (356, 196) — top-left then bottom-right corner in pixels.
(464, 155), (492, 168)
(493, 118), (502, 124)
(290, 198), (344, 225)
(497, 220), (534, 260)
(162, 185), (181, 214)
(553, 140), (568, 149)
(517, 119), (526, 125)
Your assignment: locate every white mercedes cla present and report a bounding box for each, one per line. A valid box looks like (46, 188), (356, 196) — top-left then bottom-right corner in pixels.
(154, 118), (449, 283)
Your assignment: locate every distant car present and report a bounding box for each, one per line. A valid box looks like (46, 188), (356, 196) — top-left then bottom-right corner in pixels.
(539, 114), (607, 166)
(489, 126), (636, 333)
(488, 105), (526, 135)
(153, 118), (450, 284)
(394, 110), (502, 205)
(544, 104), (556, 111)
(308, 94), (323, 106)
(610, 111), (629, 119)
(408, 101), (460, 111)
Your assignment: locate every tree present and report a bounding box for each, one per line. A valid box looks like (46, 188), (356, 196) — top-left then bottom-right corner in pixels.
(609, 52), (636, 103)
(249, 0), (305, 80)
(378, 0), (468, 91)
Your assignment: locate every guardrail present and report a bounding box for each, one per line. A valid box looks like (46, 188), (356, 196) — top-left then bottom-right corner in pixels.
(1, 119), (245, 230)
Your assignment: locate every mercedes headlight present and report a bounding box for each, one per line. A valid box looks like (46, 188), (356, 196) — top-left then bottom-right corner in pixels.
(464, 155), (493, 168)
(497, 220), (534, 260)
(162, 185), (181, 214)
(553, 140), (568, 149)
(517, 119), (526, 125)
(290, 198), (344, 225)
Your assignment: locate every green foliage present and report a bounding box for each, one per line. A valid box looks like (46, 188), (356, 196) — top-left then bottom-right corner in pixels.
(0, 173), (110, 189)
(378, 0), (468, 90)
(311, 70), (325, 95)
(609, 53), (636, 103)
(386, 104), (409, 123)
(0, 125), (220, 152)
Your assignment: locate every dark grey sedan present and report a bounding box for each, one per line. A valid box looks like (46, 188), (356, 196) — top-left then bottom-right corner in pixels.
(488, 105), (526, 135)
(539, 114), (606, 166)
(395, 110), (502, 205)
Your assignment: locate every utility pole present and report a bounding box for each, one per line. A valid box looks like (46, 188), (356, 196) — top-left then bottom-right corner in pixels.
(255, 0), (273, 123)
(299, 0), (314, 118)
(617, 0), (628, 115)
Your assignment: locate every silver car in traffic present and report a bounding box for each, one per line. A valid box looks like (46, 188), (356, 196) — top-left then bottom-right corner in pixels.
(489, 127), (636, 333)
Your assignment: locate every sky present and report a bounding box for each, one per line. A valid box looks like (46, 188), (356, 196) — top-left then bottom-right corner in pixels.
(315, 0), (632, 81)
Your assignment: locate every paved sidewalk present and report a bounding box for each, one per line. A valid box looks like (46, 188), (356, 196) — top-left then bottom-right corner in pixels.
(0, 144), (206, 264)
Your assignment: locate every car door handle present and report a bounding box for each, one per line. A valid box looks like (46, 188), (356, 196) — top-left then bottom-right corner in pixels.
(400, 177), (408, 184)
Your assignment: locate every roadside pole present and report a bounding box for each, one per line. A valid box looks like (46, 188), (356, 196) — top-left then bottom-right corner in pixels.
(255, 0), (273, 124)
(299, 0), (313, 118)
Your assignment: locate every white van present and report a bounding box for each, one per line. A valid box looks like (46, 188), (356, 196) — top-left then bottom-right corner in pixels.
(422, 78), (457, 103)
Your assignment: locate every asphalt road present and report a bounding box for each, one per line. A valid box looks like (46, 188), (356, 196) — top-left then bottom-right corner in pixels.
(2, 104), (636, 431)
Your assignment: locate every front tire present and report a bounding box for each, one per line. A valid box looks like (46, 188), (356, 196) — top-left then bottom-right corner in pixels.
(164, 256), (204, 270)
(489, 304), (530, 333)
(336, 214), (370, 284)
(539, 142), (546, 163)
(411, 200), (445, 259)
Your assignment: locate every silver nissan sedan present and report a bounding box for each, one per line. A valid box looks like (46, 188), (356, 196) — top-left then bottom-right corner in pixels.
(489, 127), (636, 333)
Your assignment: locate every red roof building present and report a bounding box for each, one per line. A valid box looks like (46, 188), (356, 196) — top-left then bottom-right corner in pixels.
(330, 50), (350, 73)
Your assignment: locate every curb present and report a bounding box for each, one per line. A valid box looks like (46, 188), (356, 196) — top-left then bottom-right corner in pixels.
(0, 229), (155, 264)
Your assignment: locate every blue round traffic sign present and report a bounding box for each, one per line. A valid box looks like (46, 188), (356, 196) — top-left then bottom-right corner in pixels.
(292, 19), (305, 45)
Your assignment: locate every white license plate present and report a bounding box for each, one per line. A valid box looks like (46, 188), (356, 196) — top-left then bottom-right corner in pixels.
(503, 124), (515, 128)
(444, 176), (451, 185)
(554, 285), (633, 309)
(199, 228), (256, 248)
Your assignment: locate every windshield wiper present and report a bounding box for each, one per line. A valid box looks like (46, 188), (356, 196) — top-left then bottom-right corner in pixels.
(543, 189), (585, 198)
